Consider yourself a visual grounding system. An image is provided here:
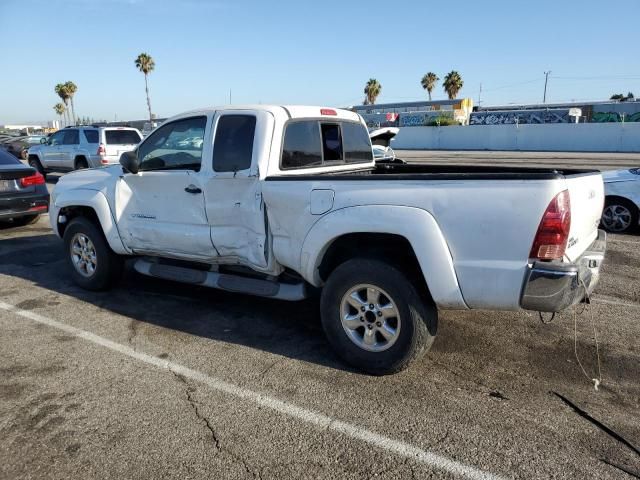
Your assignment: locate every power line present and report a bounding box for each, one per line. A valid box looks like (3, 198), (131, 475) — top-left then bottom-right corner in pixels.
(481, 78), (542, 92)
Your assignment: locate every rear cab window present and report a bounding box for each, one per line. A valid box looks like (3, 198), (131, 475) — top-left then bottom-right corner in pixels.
(105, 130), (142, 145)
(281, 120), (372, 170)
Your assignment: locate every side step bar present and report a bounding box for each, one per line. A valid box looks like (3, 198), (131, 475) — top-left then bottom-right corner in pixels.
(133, 259), (307, 301)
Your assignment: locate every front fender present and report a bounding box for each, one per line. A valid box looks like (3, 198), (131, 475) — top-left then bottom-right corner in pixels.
(50, 188), (129, 255)
(300, 205), (468, 309)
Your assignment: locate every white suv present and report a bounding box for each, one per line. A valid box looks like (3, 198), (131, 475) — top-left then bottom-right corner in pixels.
(28, 126), (142, 178)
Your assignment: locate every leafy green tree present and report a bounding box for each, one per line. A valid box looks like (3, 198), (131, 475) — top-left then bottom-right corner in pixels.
(135, 52), (156, 122)
(421, 72), (439, 101)
(443, 71), (463, 100)
(363, 78), (382, 105)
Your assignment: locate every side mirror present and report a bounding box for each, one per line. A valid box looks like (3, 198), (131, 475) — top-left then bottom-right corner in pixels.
(40, 137), (47, 144)
(120, 151), (140, 174)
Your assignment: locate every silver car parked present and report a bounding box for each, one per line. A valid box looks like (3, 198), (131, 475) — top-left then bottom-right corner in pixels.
(27, 126), (142, 178)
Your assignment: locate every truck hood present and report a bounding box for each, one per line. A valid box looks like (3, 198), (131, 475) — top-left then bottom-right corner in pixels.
(602, 167), (640, 183)
(56, 165), (121, 191)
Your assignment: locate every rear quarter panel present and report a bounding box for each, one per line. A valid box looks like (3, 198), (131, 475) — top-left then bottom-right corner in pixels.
(263, 177), (566, 310)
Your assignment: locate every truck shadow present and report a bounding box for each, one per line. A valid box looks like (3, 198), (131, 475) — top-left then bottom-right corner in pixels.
(1, 231), (639, 389)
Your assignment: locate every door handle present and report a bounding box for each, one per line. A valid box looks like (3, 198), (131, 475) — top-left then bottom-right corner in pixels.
(184, 184), (202, 194)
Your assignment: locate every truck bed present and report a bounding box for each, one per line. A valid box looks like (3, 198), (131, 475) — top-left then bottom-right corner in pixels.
(265, 162), (600, 181)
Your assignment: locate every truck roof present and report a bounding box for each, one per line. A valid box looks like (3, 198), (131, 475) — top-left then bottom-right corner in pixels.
(173, 105), (361, 123)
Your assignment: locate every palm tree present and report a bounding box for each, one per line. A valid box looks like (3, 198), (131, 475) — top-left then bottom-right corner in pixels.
(55, 83), (70, 126)
(64, 81), (78, 125)
(442, 71), (464, 100)
(421, 72), (439, 101)
(53, 103), (66, 127)
(363, 78), (382, 105)
(135, 52), (155, 122)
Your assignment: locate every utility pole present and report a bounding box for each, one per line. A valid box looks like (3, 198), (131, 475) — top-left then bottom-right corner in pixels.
(229, 88), (232, 104)
(543, 71), (551, 103)
(478, 83), (482, 106)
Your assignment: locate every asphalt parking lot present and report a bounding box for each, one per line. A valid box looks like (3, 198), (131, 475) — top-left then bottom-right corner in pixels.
(1, 162), (639, 479)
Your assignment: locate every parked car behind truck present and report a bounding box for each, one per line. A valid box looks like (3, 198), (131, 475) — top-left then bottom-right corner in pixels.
(28, 126), (142, 178)
(601, 167), (640, 234)
(49, 105), (607, 374)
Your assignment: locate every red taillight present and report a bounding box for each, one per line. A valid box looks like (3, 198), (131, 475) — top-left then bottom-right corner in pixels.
(97, 144), (106, 156)
(320, 108), (337, 116)
(19, 172), (45, 187)
(529, 190), (571, 260)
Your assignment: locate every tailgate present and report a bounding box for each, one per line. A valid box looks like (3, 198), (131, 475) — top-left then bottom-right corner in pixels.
(564, 172), (604, 261)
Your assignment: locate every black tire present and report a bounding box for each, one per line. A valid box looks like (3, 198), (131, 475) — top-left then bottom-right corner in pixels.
(601, 197), (639, 234)
(63, 217), (124, 291)
(320, 258), (437, 375)
(28, 156), (46, 179)
(75, 157), (89, 170)
(12, 214), (40, 226)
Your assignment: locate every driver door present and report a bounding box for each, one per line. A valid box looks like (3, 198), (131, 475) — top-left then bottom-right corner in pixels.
(42, 130), (65, 167)
(115, 115), (217, 261)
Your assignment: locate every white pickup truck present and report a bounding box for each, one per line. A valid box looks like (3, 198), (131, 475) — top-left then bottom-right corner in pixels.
(49, 106), (606, 374)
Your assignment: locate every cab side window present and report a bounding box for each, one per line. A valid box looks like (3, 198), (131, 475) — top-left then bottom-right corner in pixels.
(137, 116), (206, 172)
(212, 115), (256, 172)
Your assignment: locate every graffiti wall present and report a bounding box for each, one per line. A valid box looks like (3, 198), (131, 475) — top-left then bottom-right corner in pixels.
(469, 109), (576, 125)
(591, 101), (640, 122)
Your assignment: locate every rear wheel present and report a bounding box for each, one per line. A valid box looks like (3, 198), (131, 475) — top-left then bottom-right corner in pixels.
(63, 217), (124, 290)
(75, 157), (89, 170)
(320, 258), (437, 375)
(28, 156), (46, 179)
(601, 197), (638, 233)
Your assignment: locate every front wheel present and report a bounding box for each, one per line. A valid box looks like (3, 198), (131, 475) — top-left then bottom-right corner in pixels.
(320, 259), (437, 375)
(63, 217), (124, 291)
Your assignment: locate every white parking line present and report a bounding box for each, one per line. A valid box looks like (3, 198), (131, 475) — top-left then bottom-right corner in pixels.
(0, 301), (502, 480)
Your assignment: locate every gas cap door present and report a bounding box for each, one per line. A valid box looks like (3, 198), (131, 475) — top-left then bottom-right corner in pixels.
(310, 189), (335, 215)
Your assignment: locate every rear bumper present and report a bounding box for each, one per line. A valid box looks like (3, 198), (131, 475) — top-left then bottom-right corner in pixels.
(0, 189), (50, 220)
(520, 229), (606, 312)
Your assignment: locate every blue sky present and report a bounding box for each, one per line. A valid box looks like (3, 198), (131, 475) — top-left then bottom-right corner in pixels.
(1, 0), (639, 123)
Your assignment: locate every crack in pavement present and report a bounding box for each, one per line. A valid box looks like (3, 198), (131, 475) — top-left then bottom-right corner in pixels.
(127, 320), (138, 349)
(171, 370), (261, 479)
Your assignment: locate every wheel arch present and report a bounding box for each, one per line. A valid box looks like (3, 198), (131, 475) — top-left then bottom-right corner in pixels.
(301, 205), (468, 309)
(74, 155), (89, 169)
(605, 194), (639, 209)
(52, 189), (129, 255)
